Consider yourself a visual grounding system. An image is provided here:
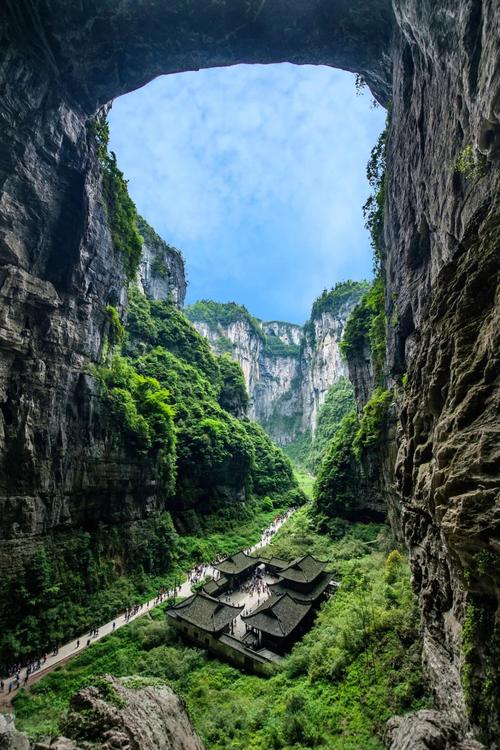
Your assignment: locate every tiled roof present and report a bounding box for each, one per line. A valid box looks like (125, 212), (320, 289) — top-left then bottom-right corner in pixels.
(215, 551), (260, 576)
(269, 571), (332, 602)
(167, 592), (243, 633)
(278, 554), (326, 584)
(267, 557), (290, 570)
(242, 593), (311, 638)
(202, 577), (228, 595)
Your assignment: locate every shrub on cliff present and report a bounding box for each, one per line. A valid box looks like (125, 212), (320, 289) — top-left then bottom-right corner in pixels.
(353, 388), (392, 460)
(340, 276), (387, 386)
(308, 378), (356, 470)
(92, 117), (143, 280)
(313, 411), (360, 521)
(217, 354), (249, 415)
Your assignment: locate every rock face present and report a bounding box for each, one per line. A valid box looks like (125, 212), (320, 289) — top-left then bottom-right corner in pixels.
(6, 677), (205, 750)
(0, 1), (499, 747)
(137, 217), (186, 306)
(56, 677), (205, 750)
(187, 292), (363, 445)
(0, 714), (30, 750)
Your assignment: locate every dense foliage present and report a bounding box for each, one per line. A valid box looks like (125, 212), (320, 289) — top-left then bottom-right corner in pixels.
(283, 379), (356, 473)
(0, 282), (300, 670)
(340, 276), (387, 387)
(363, 119), (388, 273)
(0, 497), (296, 672)
(92, 117), (143, 280)
(302, 280), (370, 345)
(308, 378), (356, 471)
(105, 288), (301, 523)
(14, 510), (431, 749)
(185, 300), (264, 341)
(313, 411), (360, 523)
(353, 388), (392, 461)
(263, 333), (300, 358)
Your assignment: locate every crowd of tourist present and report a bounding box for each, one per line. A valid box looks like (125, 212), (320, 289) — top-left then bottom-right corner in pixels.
(0, 654), (50, 693)
(188, 563), (214, 586)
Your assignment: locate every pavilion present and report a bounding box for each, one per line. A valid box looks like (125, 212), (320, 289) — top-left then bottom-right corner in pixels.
(167, 591), (243, 645)
(268, 554), (332, 605)
(214, 550), (261, 587)
(241, 593), (312, 653)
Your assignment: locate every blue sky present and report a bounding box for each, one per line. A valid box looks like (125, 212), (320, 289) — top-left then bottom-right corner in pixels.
(109, 64), (386, 324)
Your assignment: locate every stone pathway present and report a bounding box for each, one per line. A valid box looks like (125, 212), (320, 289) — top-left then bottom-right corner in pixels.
(0, 508), (294, 706)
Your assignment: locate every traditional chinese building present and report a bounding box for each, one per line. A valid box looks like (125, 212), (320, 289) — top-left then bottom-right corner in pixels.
(268, 554), (332, 605)
(167, 591), (242, 646)
(241, 593), (312, 653)
(214, 551), (261, 587)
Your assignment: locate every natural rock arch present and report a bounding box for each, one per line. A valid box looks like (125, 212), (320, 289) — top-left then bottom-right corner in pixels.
(5, 0), (394, 108)
(0, 1), (499, 747)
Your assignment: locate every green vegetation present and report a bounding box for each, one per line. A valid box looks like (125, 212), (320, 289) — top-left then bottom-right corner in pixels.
(0, 278), (301, 669)
(338, 121), (388, 391)
(455, 144), (487, 181)
(293, 470), (315, 500)
(313, 412), (360, 525)
(283, 429), (313, 469)
(186, 301), (301, 359)
(263, 334), (300, 358)
(105, 305), (125, 347)
(92, 116), (142, 280)
(97, 355), (176, 487)
(363, 120), (388, 272)
(312, 388), (391, 523)
(353, 388), (392, 461)
(308, 379), (356, 471)
(460, 596), (499, 740)
(185, 300), (264, 341)
(303, 281), (370, 345)
(0, 496), (298, 673)
(283, 379), (356, 474)
(218, 353), (249, 415)
(14, 509), (430, 749)
(340, 277), (387, 387)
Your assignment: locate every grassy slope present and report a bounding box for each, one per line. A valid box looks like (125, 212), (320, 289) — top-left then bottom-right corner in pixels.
(14, 506), (431, 749)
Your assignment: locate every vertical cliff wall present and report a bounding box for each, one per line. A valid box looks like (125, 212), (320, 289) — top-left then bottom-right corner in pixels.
(137, 216), (187, 306)
(186, 283), (365, 445)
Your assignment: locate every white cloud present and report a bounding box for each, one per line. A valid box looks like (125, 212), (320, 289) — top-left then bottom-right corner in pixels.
(108, 63), (385, 322)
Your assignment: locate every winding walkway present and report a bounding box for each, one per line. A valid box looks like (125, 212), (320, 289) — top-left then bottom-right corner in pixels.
(0, 508), (294, 707)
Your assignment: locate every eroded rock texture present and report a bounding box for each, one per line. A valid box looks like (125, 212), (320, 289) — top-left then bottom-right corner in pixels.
(189, 297), (360, 445)
(56, 677), (205, 750)
(0, 0), (499, 746)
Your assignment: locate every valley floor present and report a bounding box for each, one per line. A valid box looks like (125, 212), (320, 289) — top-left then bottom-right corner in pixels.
(0, 509), (294, 705)
(12, 504), (432, 750)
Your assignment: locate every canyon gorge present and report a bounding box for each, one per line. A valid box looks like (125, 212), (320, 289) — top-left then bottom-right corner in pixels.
(0, 2), (499, 749)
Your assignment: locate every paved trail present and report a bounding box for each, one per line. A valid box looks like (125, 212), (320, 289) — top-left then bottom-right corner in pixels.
(0, 508), (294, 707)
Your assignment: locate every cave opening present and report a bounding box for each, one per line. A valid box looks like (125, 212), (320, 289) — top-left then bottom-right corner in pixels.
(106, 63), (386, 325)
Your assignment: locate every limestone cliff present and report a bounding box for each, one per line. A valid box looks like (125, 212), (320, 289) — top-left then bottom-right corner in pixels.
(137, 216), (186, 306)
(0, 1), (499, 747)
(186, 283), (366, 445)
